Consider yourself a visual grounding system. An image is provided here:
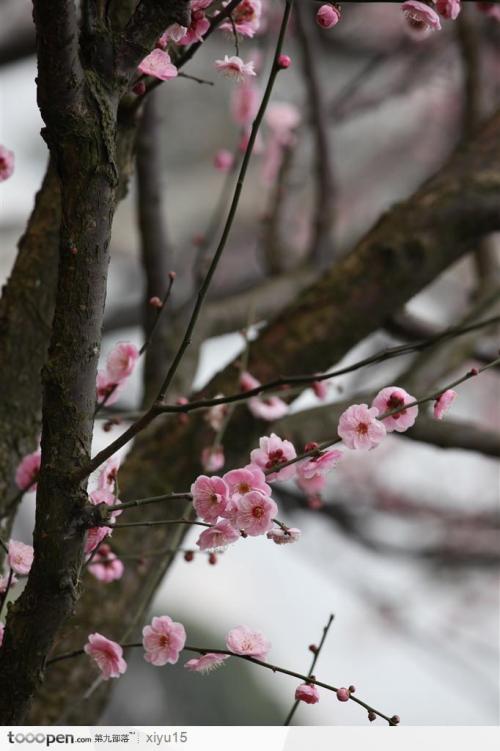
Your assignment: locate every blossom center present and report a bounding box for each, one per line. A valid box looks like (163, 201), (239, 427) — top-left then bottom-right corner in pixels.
(158, 634), (170, 648)
(387, 392), (406, 419)
(238, 482), (251, 493)
(356, 422), (368, 435)
(252, 506), (264, 519)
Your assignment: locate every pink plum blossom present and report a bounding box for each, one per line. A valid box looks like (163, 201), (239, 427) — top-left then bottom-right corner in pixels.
(96, 371), (123, 406)
(190, 475), (229, 523)
(97, 456), (120, 492)
(214, 149), (234, 172)
(215, 55), (256, 82)
(402, 1), (441, 34)
(201, 446), (225, 473)
(297, 446), (343, 482)
(244, 374), (288, 421)
(220, 0), (262, 37)
(106, 342), (139, 382)
(138, 49), (178, 80)
(142, 615), (186, 666)
(0, 145), (14, 182)
(316, 4), (341, 28)
(372, 386), (418, 433)
(184, 653), (230, 673)
(85, 525), (112, 556)
(266, 526), (301, 545)
(196, 519), (240, 551)
(234, 490), (278, 536)
(296, 473), (327, 495)
(15, 449), (41, 491)
(176, 0), (211, 45)
(226, 625), (270, 658)
(436, 0), (461, 19)
(8, 540), (33, 575)
(295, 683), (320, 704)
(223, 465), (271, 499)
(84, 633), (127, 679)
(89, 488), (122, 520)
(250, 433), (297, 481)
(433, 389), (457, 420)
(337, 404), (386, 450)
(231, 80), (260, 126)
(88, 544), (124, 583)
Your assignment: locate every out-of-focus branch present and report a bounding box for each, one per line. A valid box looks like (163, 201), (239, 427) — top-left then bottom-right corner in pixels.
(136, 91), (174, 402)
(295, 0), (335, 266)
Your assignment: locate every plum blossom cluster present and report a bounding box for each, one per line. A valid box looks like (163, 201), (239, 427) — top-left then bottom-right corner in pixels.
(96, 341), (139, 407)
(83, 619), (269, 680)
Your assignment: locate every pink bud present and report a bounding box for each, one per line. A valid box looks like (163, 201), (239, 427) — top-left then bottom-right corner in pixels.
(368, 711), (376, 722)
(277, 54), (291, 69)
(184, 551), (194, 562)
(316, 4), (341, 29)
(149, 296), (163, 308)
(208, 552), (218, 565)
(336, 687), (350, 702)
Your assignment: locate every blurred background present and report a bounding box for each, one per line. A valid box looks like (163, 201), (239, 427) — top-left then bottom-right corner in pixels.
(1, 0), (499, 726)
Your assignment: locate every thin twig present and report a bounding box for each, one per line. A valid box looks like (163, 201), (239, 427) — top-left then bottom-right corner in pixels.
(284, 613), (335, 725)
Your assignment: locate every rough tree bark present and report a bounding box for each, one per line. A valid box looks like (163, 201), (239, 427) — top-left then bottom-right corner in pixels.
(0, 0), (191, 724)
(29, 108), (500, 723)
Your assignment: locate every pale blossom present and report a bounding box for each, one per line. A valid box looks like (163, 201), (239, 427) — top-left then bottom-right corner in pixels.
(142, 615), (186, 666)
(106, 342), (139, 382)
(435, 0), (461, 19)
(97, 456), (120, 492)
(196, 519), (240, 551)
(215, 55), (256, 82)
(88, 545), (124, 583)
(8, 540), (34, 575)
(205, 397), (228, 431)
(214, 149), (234, 172)
(226, 625), (270, 658)
(15, 449), (41, 491)
(138, 49), (178, 80)
(250, 433), (297, 481)
(190, 475), (229, 523)
(433, 389), (457, 420)
(184, 653), (230, 673)
(337, 404), (386, 450)
(262, 102), (301, 185)
(0, 145), (14, 182)
(96, 371), (123, 406)
(162, 23), (189, 44)
(266, 526), (301, 545)
(84, 525), (112, 556)
(402, 0), (442, 34)
(316, 4), (341, 28)
(201, 446), (225, 473)
(295, 683), (320, 704)
(372, 386), (418, 433)
(220, 0), (262, 37)
(234, 490), (277, 536)
(231, 80), (260, 126)
(84, 633), (127, 680)
(296, 473), (327, 495)
(223, 465), (271, 500)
